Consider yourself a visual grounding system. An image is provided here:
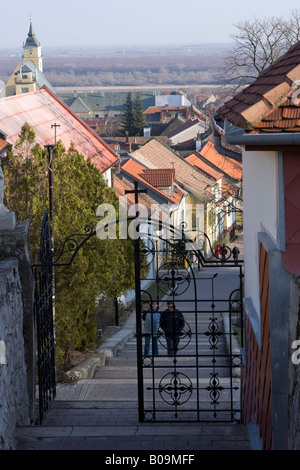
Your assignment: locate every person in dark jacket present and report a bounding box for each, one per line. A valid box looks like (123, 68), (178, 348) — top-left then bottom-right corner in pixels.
(232, 246), (240, 263)
(160, 299), (185, 356)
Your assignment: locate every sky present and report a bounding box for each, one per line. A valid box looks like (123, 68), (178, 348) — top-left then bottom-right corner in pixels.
(1, 0), (300, 48)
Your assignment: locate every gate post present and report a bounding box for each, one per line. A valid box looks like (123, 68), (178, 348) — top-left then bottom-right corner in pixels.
(134, 235), (144, 423)
(125, 182), (147, 423)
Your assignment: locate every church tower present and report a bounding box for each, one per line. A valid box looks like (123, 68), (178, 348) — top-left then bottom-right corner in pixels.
(5, 18), (55, 97)
(23, 18), (43, 72)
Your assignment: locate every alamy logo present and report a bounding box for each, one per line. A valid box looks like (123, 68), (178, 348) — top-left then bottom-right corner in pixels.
(291, 81), (300, 105)
(95, 199), (204, 251)
(291, 340), (300, 365)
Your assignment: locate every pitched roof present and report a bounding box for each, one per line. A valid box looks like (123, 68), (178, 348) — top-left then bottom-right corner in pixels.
(217, 40), (300, 132)
(196, 141), (242, 181)
(130, 139), (214, 201)
(248, 93), (300, 133)
(167, 118), (207, 138)
(121, 157), (184, 205)
(0, 87), (118, 173)
(69, 96), (91, 113)
(185, 153), (223, 181)
(141, 168), (175, 187)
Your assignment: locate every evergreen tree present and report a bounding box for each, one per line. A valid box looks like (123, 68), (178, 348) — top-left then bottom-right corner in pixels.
(2, 124), (136, 367)
(133, 92), (146, 136)
(121, 92), (134, 136)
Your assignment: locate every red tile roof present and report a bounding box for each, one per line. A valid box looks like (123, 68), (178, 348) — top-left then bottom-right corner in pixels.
(185, 153), (223, 181)
(217, 41), (300, 133)
(121, 158), (184, 205)
(141, 168), (175, 187)
(197, 141), (242, 181)
(0, 138), (7, 154)
(0, 87), (118, 173)
(248, 92), (300, 133)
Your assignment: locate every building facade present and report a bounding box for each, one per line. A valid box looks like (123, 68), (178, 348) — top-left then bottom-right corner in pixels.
(217, 39), (300, 450)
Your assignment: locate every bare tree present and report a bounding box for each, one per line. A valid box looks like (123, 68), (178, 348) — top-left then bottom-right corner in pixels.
(284, 9), (300, 45)
(219, 9), (300, 89)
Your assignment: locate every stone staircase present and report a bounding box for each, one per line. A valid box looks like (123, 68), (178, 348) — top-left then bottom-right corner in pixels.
(16, 267), (252, 450)
(16, 327), (250, 450)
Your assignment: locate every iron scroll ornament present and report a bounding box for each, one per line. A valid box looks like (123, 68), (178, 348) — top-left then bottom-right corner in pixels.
(158, 371), (193, 407)
(34, 213), (234, 270)
(33, 214), (136, 268)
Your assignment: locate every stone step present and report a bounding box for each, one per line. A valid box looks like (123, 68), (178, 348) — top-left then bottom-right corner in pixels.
(16, 415), (251, 451)
(55, 377), (241, 403)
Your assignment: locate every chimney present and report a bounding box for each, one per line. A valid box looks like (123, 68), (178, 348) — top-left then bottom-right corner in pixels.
(125, 131), (131, 153)
(196, 133), (202, 151)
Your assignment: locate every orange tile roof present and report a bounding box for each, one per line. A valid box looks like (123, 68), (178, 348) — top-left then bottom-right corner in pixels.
(121, 157), (184, 205)
(131, 139), (214, 201)
(248, 91), (300, 133)
(217, 40), (300, 133)
(197, 141), (242, 181)
(185, 153), (223, 181)
(0, 138), (7, 154)
(0, 87), (118, 173)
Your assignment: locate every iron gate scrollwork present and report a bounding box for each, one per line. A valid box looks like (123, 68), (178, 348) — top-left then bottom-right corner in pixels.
(135, 221), (244, 423)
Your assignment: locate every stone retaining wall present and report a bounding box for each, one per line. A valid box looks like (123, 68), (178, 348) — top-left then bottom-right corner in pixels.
(0, 221), (34, 450)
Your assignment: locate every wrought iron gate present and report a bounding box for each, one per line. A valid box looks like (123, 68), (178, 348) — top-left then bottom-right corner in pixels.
(32, 211), (56, 424)
(135, 223), (244, 423)
(32, 201), (243, 425)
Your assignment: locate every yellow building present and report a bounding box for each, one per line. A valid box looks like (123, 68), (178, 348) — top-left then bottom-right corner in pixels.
(5, 18), (55, 97)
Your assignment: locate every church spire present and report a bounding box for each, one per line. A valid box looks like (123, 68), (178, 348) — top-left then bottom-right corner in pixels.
(28, 17), (34, 37)
(25, 17), (40, 47)
(23, 18), (43, 72)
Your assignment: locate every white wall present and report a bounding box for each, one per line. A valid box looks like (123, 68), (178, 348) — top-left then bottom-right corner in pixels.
(243, 149), (279, 316)
(155, 95), (191, 108)
(103, 167), (112, 188)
